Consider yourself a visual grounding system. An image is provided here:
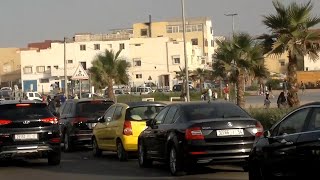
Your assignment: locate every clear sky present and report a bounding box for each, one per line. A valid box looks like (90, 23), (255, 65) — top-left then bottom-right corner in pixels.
(1, 0), (320, 47)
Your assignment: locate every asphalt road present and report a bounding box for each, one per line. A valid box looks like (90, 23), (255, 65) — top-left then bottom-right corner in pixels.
(0, 150), (247, 180)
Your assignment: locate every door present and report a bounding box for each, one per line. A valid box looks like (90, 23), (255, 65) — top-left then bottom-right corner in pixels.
(156, 106), (179, 158)
(95, 106), (116, 149)
(59, 102), (72, 135)
(108, 106), (124, 150)
(144, 107), (169, 158)
(296, 107), (320, 175)
(264, 107), (311, 176)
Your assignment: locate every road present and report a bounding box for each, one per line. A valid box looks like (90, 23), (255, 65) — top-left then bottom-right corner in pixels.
(0, 150), (247, 180)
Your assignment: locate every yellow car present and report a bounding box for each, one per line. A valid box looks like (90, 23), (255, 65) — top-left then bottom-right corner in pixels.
(92, 101), (165, 161)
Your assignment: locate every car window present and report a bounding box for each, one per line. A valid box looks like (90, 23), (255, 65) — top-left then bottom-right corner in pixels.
(163, 106), (178, 124)
(112, 106), (123, 121)
(154, 107), (170, 124)
(104, 106), (116, 122)
(125, 106), (164, 121)
(76, 101), (113, 118)
(183, 103), (250, 121)
(29, 93), (34, 97)
(307, 107), (320, 131)
(275, 108), (311, 136)
(0, 103), (52, 120)
(62, 103), (71, 115)
(35, 93), (41, 98)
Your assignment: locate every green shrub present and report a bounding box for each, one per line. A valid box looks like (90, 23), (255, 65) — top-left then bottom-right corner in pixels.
(247, 108), (293, 129)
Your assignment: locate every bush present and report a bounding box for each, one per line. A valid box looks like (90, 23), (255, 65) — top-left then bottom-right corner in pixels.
(266, 79), (283, 90)
(247, 108), (293, 129)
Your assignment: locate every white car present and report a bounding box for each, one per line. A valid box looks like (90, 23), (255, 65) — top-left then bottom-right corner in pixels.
(26, 92), (43, 101)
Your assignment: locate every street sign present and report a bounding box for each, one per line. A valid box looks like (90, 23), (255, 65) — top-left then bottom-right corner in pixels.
(71, 63), (89, 80)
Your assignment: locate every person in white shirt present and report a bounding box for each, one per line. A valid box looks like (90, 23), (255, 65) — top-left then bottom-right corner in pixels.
(208, 88), (212, 102)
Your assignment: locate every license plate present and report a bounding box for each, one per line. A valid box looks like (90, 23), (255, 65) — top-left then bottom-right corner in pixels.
(216, 129), (244, 136)
(14, 134), (38, 141)
(87, 123), (97, 129)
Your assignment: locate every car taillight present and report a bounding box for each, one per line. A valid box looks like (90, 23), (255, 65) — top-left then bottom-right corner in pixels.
(0, 120), (12, 126)
(41, 117), (58, 124)
(185, 127), (204, 140)
(71, 117), (88, 125)
(50, 138), (61, 143)
(123, 121), (133, 136)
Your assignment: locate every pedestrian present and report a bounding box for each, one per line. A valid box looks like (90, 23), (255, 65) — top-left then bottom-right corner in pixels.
(60, 93), (66, 104)
(74, 94), (79, 99)
(223, 84), (230, 101)
(207, 88), (212, 102)
(268, 84), (274, 98)
(300, 81), (306, 94)
(264, 93), (271, 109)
(277, 92), (287, 108)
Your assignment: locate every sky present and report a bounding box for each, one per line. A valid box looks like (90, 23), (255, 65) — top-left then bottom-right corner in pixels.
(1, 0), (320, 47)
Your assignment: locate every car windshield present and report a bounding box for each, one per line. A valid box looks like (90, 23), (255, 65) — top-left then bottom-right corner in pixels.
(183, 103), (250, 121)
(0, 103), (52, 120)
(1, 91), (11, 97)
(125, 106), (164, 121)
(76, 101), (113, 117)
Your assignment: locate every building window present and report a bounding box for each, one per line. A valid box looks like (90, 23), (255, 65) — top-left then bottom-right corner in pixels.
(135, 44), (141, 46)
(172, 55), (180, 64)
(205, 39), (208, 47)
(94, 44), (100, 50)
(23, 66), (32, 74)
(119, 43), (125, 50)
(80, 61), (87, 70)
(36, 66), (45, 73)
(67, 60), (73, 64)
(191, 38), (198, 45)
(211, 40), (214, 47)
(136, 74), (142, 79)
(306, 67), (309, 71)
(40, 78), (49, 83)
(80, 44), (86, 51)
(210, 27), (213, 34)
(47, 66), (51, 71)
(166, 26), (173, 33)
(280, 62), (285, 66)
(107, 44), (112, 48)
(133, 58), (141, 66)
(54, 65), (58, 69)
(141, 29), (148, 36)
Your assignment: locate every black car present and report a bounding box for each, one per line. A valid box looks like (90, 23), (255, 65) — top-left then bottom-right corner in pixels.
(248, 102), (320, 179)
(138, 101), (263, 175)
(0, 100), (61, 165)
(0, 90), (13, 100)
(59, 99), (114, 152)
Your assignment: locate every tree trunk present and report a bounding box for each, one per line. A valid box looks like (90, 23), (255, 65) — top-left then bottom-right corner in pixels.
(107, 78), (115, 102)
(287, 53), (300, 107)
(236, 71), (245, 108)
(199, 77), (204, 93)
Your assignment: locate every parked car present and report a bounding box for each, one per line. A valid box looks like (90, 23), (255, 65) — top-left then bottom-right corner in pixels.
(0, 90), (13, 100)
(0, 100), (61, 165)
(138, 102), (263, 176)
(81, 92), (104, 99)
(26, 91), (42, 101)
(92, 101), (165, 161)
(59, 99), (114, 152)
(248, 102), (320, 179)
(172, 84), (196, 92)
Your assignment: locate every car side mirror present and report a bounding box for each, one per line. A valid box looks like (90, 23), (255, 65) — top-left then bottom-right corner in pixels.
(264, 130), (271, 138)
(97, 116), (105, 123)
(146, 119), (154, 127)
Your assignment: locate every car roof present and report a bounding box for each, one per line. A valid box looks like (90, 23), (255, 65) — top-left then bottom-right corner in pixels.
(66, 98), (114, 103)
(120, 101), (166, 107)
(0, 100), (45, 105)
(171, 101), (237, 107)
(300, 102), (320, 107)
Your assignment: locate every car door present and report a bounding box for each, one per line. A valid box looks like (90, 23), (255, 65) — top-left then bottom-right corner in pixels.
(295, 106), (320, 175)
(108, 106), (124, 150)
(101, 106), (116, 149)
(263, 107), (312, 176)
(59, 102), (72, 134)
(156, 106), (179, 158)
(144, 107), (169, 159)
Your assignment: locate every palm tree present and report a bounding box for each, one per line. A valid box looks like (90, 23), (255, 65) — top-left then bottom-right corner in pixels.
(251, 64), (270, 94)
(212, 60), (227, 97)
(262, 0), (320, 107)
(89, 49), (130, 101)
(191, 68), (210, 93)
(174, 67), (191, 97)
(214, 33), (265, 108)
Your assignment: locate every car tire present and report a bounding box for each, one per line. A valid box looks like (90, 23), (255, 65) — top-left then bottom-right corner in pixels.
(63, 133), (73, 152)
(138, 141), (152, 168)
(169, 146), (185, 176)
(48, 151), (61, 166)
(92, 138), (102, 157)
(117, 140), (128, 161)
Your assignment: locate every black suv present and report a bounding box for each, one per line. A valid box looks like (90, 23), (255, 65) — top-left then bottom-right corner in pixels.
(59, 99), (114, 152)
(0, 100), (61, 165)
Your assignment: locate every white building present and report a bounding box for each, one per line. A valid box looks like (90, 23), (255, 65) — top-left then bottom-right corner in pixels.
(20, 35), (205, 93)
(304, 54), (320, 71)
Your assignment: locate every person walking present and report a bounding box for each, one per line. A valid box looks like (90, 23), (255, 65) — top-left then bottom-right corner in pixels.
(300, 81), (306, 94)
(264, 93), (271, 109)
(223, 84), (230, 101)
(207, 88), (213, 102)
(277, 92), (287, 108)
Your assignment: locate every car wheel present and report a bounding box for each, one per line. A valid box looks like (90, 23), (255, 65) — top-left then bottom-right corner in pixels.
(48, 151), (61, 166)
(169, 146), (185, 176)
(117, 140), (128, 161)
(138, 141), (152, 168)
(63, 133), (73, 152)
(92, 138), (102, 157)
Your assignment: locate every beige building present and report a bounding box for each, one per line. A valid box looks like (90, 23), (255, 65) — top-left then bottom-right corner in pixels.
(0, 48), (21, 87)
(133, 17), (214, 63)
(264, 53), (288, 75)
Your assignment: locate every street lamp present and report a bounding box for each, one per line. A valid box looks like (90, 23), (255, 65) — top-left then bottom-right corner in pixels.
(181, 0), (190, 102)
(224, 13), (238, 35)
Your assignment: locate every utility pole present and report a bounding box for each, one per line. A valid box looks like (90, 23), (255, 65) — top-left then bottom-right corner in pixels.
(181, 0), (190, 102)
(224, 13), (238, 35)
(64, 37), (68, 99)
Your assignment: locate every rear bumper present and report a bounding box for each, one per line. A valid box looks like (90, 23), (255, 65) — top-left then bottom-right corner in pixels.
(0, 144), (60, 159)
(122, 136), (138, 152)
(70, 131), (93, 146)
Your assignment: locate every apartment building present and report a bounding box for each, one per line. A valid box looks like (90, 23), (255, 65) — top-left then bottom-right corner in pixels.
(133, 17), (214, 64)
(20, 34), (205, 93)
(0, 48), (21, 87)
